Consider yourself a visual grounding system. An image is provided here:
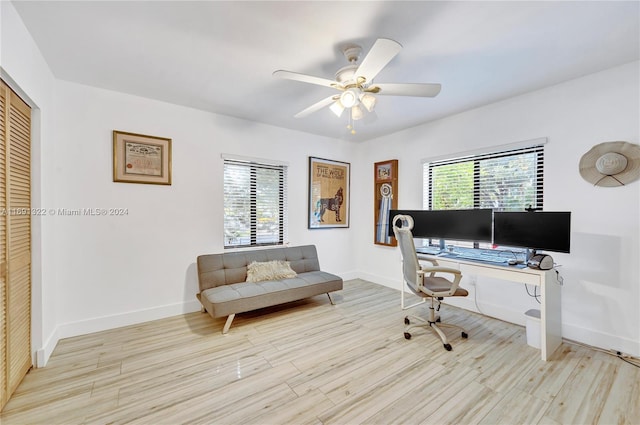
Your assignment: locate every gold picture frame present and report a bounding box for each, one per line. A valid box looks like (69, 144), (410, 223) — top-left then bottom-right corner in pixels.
(308, 156), (350, 229)
(374, 159), (398, 246)
(113, 130), (172, 185)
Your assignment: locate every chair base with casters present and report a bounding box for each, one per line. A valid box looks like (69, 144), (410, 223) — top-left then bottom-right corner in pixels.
(403, 296), (468, 351)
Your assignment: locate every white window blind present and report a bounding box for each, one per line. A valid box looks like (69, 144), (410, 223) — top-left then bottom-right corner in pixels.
(423, 144), (545, 212)
(223, 157), (288, 248)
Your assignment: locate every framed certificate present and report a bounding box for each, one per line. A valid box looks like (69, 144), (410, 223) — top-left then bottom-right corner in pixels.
(113, 130), (172, 185)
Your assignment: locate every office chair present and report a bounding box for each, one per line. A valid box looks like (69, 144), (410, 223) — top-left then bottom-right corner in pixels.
(392, 214), (469, 351)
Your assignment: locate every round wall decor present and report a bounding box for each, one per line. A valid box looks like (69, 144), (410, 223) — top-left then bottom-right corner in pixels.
(579, 141), (640, 187)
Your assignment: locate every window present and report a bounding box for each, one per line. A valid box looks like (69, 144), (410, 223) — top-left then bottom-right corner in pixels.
(422, 142), (545, 246)
(223, 156), (287, 248)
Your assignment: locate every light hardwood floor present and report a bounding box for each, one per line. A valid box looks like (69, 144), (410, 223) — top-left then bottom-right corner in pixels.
(1, 279), (638, 424)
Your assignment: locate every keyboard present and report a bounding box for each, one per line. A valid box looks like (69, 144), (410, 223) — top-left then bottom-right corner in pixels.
(416, 248), (441, 255)
(444, 252), (508, 264)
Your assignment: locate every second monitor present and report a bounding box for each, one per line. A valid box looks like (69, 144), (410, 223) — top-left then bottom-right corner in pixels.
(493, 211), (571, 253)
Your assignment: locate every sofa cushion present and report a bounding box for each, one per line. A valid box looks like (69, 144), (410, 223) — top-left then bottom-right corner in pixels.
(200, 270), (343, 318)
(246, 260), (297, 283)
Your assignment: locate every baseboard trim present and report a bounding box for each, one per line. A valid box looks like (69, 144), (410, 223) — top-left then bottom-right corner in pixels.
(560, 322), (640, 358)
(58, 300), (203, 340)
(36, 326), (60, 368)
(339, 271), (361, 282)
(35, 299), (202, 367)
(356, 272), (399, 289)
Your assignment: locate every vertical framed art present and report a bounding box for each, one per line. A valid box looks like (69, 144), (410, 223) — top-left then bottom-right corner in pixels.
(113, 130), (172, 185)
(374, 159), (398, 246)
(308, 157), (350, 228)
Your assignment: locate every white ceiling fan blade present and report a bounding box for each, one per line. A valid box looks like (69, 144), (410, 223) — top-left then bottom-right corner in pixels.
(374, 83), (442, 97)
(294, 95), (338, 118)
(355, 38), (402, 83)
(273, 70), (338, 89)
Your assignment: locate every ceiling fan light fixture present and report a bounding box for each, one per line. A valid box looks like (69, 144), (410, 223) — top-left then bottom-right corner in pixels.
(275, 38), (442, 136)
(351, 105), (364, 121)
(340, 89), (360, 108)
(360, 93), (377, 112)
(329, 100), (345, 117)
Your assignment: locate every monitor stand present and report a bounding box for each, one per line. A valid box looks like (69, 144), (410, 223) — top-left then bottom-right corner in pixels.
(526, 248), (537, 262)
(439, 239), (446, 252)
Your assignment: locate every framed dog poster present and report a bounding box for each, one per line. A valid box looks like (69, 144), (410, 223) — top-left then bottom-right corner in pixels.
(308, 157), (350, 229)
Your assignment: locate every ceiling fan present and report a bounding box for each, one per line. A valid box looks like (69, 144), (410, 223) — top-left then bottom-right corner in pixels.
(273, 38), (441, 132)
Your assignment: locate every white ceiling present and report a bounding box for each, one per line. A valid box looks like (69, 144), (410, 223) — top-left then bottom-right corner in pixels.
(12, 1), (640, 142)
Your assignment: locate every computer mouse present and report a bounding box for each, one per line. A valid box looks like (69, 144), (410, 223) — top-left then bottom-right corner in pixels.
(507, 259), (518, 265)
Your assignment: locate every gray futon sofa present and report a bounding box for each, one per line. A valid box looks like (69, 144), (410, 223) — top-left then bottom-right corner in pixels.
(196, 245), (343, 333)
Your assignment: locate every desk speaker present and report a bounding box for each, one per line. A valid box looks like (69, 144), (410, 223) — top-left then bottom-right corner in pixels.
(527, 254), (554, 270)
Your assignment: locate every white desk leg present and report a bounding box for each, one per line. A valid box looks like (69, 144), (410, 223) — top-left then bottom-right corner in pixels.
(540, 270), (562, 360)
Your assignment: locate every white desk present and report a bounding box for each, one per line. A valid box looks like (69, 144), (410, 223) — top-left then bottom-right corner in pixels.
(417, 254), (562, 361)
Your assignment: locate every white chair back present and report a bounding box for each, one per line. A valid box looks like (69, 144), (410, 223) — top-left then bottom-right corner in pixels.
(392, 214), (421, 292)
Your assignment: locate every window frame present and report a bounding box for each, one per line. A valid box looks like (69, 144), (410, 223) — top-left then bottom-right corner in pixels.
(422, 139), (546, 247)
(222, 155), (288, 249)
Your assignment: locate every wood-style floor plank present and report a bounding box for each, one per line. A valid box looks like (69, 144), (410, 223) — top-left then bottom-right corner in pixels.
(1, 279), (637, 424)
(544, 350), (640, 425)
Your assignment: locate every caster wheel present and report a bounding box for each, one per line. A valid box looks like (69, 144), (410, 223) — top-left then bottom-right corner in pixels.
(404, 317), (410, 325)
(444, 343), (452, 351)
(461, 332), (468, 339)
(436, 317), (441, 323)
(404, 332), (412, 340)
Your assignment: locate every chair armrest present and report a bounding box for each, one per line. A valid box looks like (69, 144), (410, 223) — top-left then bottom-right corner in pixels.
(418, 263), (463, 297)
(419, 257), (439, 267)
(421, 265), (461, 276)
(420, 258), (461, 275)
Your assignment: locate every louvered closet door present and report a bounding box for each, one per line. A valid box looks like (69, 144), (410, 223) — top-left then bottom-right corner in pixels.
(0, 80), (32, 411)
(0, 80), (6, 410)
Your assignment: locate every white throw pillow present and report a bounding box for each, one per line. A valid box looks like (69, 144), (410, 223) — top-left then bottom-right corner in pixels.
(246, 260), (297, 283)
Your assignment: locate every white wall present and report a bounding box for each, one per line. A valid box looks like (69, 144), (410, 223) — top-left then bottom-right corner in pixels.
(1, 0), (58, 366)
(354, 61), (640, 356)
(50, 80), (358, 343)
